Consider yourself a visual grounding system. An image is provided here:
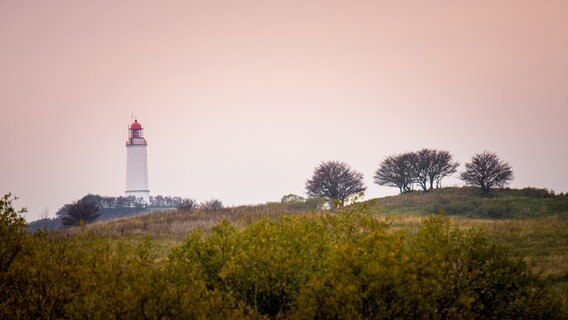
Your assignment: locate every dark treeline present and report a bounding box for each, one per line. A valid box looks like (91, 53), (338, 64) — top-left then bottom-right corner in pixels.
(28, 195), (199, 231)
(54, 194), (192, 216)
(83, 194), (188, 209)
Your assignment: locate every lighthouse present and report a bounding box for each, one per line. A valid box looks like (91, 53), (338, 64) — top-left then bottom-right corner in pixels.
(125, 119), (150, 203)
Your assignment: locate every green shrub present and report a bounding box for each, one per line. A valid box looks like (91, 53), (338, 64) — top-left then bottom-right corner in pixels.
(0, 193), (27, 273)
(518, 187), (556, 198)
(548, 197), (568, 213)
(171, 212), (562, 318)
(290, 215), (559, 319)
(476, 200), (515, 218)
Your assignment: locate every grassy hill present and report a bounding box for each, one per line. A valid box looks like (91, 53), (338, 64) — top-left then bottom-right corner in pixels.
(73, 188), (567, 253)
(361, 186), (568, 218)
(31, 187), (567, 233)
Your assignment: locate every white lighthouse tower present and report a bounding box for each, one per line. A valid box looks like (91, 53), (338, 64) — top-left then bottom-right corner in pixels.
(125, 119), (150, 203)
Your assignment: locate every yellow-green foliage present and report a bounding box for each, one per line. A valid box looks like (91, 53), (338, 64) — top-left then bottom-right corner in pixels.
(0, 194), (27, 274)
(1, 195), (565, 319)
(171, 209), (561, 319)
(1, 230), (248, 319)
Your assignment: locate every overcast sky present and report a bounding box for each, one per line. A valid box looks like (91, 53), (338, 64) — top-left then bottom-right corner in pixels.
(1, 1), (567, 221)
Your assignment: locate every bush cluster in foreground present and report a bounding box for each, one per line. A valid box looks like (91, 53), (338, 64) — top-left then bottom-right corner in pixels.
(1, 195), (564, 319)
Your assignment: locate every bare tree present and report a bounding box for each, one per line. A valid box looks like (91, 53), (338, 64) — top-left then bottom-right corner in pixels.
(414, 149), (459, 191)
(431, 150), (460, 189)
(305, 161), (366, 209)
(413, 149), (434, 191)
(200, 199), (224, 211)
(177, 198), (198, 212)
(460, 151), (514, 194)
(58, 200), (100, 227)
(374, 153), (416, 193)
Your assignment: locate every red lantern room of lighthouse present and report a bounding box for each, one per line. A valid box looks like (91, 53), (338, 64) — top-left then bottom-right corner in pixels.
(127, 119), (146, 143)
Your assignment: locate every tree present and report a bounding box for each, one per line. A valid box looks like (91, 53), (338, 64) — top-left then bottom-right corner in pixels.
(58, 200), (101, 227)
(200, 199), (223, 211)
(430, 150), (460, 189)
(80, 194), (103, 206)
(375, 149), (459, 193)
(374, 153), (416, 193)
(305, 161), (366, 208)
(460, 151), (514, 194)
(414, 149), (459, 191)
(177, 198), (198, 212)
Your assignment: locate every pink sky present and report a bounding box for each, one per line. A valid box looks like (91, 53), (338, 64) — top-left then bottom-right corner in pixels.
(1, 1), (567, 221)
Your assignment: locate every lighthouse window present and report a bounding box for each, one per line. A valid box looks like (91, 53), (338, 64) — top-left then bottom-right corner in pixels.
(132, 130), (141, 138)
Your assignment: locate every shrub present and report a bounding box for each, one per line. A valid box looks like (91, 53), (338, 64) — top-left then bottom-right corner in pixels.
(476, 200), (515, 218)
(172, 211), (562, 318)
(201, 199), (224, 211)
(176, 198), (198, 212)
(548, 198), (568, 213)
(0, 193), (27, 273)
(519, 187), (556, 198)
